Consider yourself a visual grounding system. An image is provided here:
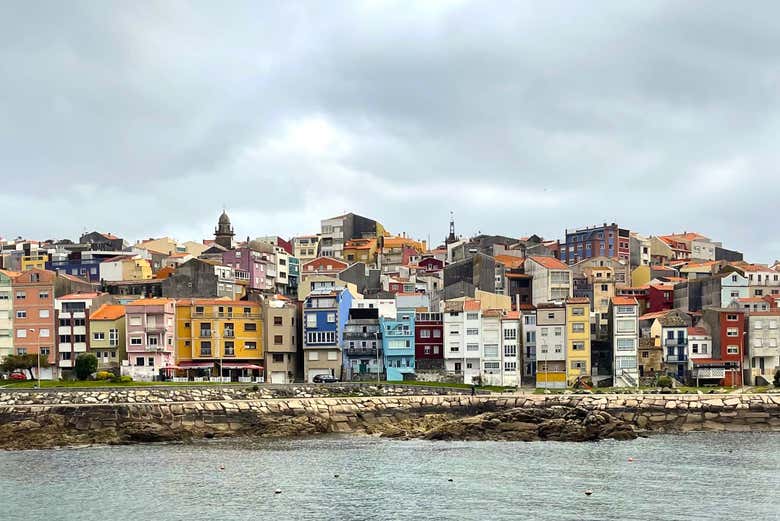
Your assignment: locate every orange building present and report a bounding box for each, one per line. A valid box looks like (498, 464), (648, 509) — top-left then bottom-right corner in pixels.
(11, 268), (56, 367)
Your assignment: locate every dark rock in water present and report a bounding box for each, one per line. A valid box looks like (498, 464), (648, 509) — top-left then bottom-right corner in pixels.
(420, 406), (637, 442)
(121, 423), (183, 443)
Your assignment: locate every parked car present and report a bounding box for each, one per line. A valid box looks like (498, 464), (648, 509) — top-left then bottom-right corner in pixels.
(312, 374), (338, 383)
(9, 372), (27, 381)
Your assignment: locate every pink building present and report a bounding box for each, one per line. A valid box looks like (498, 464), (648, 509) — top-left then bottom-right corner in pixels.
(123, 298), (176, 381)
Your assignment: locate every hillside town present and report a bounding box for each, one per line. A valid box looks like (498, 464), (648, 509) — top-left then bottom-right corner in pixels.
(1, 212), (778, 389)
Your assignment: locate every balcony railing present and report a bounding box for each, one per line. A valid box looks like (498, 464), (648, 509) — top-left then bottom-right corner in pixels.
(665, 354), (688, 363)
(346, 347), (380, 356)
(664, 339), (685, 347)
(223, 330), (235, 338)
(199, 331), (212, 338)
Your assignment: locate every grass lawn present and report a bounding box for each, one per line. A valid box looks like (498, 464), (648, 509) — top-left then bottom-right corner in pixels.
(0, 380), (241, 389)
(380, 380), (517, 393)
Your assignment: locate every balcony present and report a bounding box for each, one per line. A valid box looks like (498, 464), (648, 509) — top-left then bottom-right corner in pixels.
(664, 339), (685, 347)
(72, 311), (86, 319)
(146, 324), (166, 333)
(58, 359), (73, 368)
(665, 354), (688, 363)
(73, 343), (87, 353)
(345, 347), (380, 357)
(343, 332), (381, 341)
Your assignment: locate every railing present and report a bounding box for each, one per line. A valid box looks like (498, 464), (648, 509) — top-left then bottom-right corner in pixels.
(345, 348), (379, 356)
(199, 331), (212, 338)
(665, 354), (688, 363)
(223, 330), (235, 338)
(664, 339), (685, 347)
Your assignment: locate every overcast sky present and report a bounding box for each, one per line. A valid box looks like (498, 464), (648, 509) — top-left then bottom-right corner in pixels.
(1, 1), (778, 261)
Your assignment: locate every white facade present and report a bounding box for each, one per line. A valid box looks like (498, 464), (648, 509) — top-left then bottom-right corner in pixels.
(525, 258), (573, 305)
(353, 297), (397, 319)
(612, 300), (639, 386)
(499, 316), (521, 387)
(442, 302), (482, 384)
(690, 239), (716, 261)
(320, 216), (345, 259)
(480, 312), (501, 386)
(746, 313), (780, 385)
(99, 260), (124, 282)
(687, 330), (712, 363)
(744, 266), (780, 298)
(521, 311), (537, 379)
(443, 304), (465, 378)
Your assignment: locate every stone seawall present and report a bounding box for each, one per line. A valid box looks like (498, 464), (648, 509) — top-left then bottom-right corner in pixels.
(1, 392), (779, 449)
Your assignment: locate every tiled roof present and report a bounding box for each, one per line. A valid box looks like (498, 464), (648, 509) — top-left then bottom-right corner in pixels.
(0, 269), (21, 278)
(662, 232), (707, 242)
(482, 309), (504, 317)
(502, 311), (520, 320)
(638, 310), (669, 321)
(566, 297), (590, 304)
(687, 326), (709, 336)
(612, 296), (638, 305)
(517, 304), (537, 311)
(494, 255), (525, 269)
(90, 304), (126, 321)
(463, 300), (481, 311)
(176, 298), (257, 307)
(738, 263), (772, 272)
(58, 292), (103, 300)
(126, 298), (174, 306)
(528, 256), (569, 270)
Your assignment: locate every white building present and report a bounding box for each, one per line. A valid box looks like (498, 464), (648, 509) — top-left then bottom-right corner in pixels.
(746, 312), (780, 385)
(520, 307), (537, 380)
(442, 299), (482, 384)
(686, 326), (712, 365)
(352, 297), (397, 319)
(610, 297), (639, 387)
(480, 309), (502, 386)
(500, 312), (521, 387)
(535, 303), (567, 389)
(525, 257), (573, 305)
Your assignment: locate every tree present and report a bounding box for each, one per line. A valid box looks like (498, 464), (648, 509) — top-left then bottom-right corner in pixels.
(1, 353), (51, 380)
(774, 369), (780, 388)
(74, 353), (98, 380)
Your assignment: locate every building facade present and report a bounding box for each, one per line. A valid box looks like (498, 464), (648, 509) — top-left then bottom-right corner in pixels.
(535, 303), (566, 389)
(263, 296), (298, 384)
(88, 304), (126, 371)
(565, 297), (591, 385)
(610, 296), (639, 387)
(302, 288), (352, 382)
(343, 307), (383, 381)
(123, 298), (176, 381)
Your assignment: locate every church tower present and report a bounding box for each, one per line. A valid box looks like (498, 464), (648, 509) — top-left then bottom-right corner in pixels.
(214, 210), (235, 249)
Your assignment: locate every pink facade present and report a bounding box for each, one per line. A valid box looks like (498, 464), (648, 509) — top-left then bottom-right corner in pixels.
(124, 298), (176, 381)
(223, 247), (270, 292)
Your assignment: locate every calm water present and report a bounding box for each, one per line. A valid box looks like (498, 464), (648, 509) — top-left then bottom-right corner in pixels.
(1, 433), (778, 521)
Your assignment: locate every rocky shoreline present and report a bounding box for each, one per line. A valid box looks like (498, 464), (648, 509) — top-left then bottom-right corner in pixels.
(1, 391), (779, 450)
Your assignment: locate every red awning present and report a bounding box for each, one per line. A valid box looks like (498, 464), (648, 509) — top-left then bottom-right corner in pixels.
(179, 362), (214, 369)
(161, 365), (181, 371)
(221, 363), (263, 370)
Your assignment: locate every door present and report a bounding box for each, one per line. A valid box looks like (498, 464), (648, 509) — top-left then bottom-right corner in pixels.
(270, 371), (286, 384)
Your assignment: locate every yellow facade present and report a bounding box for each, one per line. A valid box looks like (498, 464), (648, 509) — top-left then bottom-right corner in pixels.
(343, 238), (378, 265)
(123, 258), (152, 280)
(21, 253), (48, 271)
(566, 299), (591, 385)
(631, 265), (651, 287)
(175, 300), (263, 364)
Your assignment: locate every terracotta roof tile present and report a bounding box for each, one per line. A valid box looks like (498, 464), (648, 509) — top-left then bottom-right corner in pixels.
(90, 304), (126, 320)
(463, 300), (481, 311)
(612, 296), (638, 305)
(126, 298), (175, 306)
(528, 256), (569, 270)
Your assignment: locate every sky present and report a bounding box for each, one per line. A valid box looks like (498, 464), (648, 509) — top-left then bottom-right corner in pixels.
(1, 1), (779, 261)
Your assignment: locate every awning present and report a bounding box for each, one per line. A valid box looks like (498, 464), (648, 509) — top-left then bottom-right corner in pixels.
(221, 363), (263, 370)
(179, 362), (214, 369)
(161, 365), (181, 371)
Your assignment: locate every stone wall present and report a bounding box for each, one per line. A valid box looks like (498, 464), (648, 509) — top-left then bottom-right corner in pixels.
(1, 392), (779, 450)
(0, 383), (477, 407)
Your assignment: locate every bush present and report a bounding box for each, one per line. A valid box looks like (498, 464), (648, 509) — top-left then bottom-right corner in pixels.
(657, 376), (673, 389)
(95, 371), (113, 380)
(109, 375), (133, 383)
(74, 354), (98, 380)
(774, 369), (780, 388)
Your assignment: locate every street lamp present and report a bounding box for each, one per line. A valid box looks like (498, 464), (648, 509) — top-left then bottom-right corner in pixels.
(29, 328), (40, 389)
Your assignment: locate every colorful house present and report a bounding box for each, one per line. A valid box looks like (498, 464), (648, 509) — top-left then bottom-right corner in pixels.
(381, 310), (415, 382)
(123, 298), (176, 381)
(54, 292), (111, 378)
(536, 302), (567, 389)
(610, 296), (639, 387)
(88, 304), (127, 371)
(0, 269), (17, 362)
(565, 297), (591, 385)
(414, 310), (444, 371)
(264, 295), (298, 384)
(303, 287), (352, 382)
(175, 299), (264, 382)
(10, 268), (56, 375)
(343, 307), (383, 380)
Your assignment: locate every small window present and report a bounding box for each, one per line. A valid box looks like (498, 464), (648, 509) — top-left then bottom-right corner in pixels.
(274, 316), (283, 326)
(274, 335), (283, 345)
(244, 323), (257, 331)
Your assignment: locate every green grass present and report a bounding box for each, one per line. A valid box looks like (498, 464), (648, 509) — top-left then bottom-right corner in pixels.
(0, 380), (242, 389)
(379, 380), (517, 393)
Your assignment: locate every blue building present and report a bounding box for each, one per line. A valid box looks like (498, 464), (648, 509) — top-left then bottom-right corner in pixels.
(303, 287), (353, 382)
(380, 308), (415, 381)
(287, 256), (300, 297)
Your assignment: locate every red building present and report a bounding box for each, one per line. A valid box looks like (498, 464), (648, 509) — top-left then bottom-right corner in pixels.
(647, 282), (674, 313)
(414, 311), (443, 370)
(417, 257), (444, 273)
(694, 308), (745, 386)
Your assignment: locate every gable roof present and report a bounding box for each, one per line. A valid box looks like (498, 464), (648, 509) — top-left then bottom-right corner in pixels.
(90, 304), (126, 321)
(612, 296), (638, 306)
(528, 256), (568, 270)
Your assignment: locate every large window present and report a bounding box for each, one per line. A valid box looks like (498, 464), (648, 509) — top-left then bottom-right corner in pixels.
(200, 341), (212, 356)
(503, 329), (517, 340)
(572, 323), (585, 333)
(616, 338), (634, 350)
(420, 329), (431, 338)
(726, 328), (739, 337)
(466, 328), (479, 335)
(483, 344), (498, 357)
(466, 313), (479, 320)
(306, 314), (317, 328)
(617, 319), (635, 333)
(504, 345), (517, 357)
(572, 307), (585, 316)
(615, 356), (636, 369)
(616, 306), (634, 315)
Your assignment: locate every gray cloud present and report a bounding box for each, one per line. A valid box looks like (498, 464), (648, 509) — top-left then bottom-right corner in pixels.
(1, 1), (779, 261)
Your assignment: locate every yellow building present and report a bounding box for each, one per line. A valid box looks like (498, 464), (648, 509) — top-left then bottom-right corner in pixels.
(343, 238), (378, 265)
(21, 253), (48, 271)
(88, 304), (127, 371)
(566, 297), (591, 385)
(175, 299), (264, 382)
(631, 265), (651, 287)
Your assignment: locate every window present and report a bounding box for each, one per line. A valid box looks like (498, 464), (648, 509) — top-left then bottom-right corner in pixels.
(450, 330), (460, 336)
(466, 343), (479, 352)
(308, 351), (319, 361)
(484, 361), (500, 371)
(503, 329), (517, 340)
(526, 331), (536, 343)
(224, 342), (235, 356)
(571, 360), (586, 370)
(617, 319), (635, 333)
(200, 341), (212, 356)
(40, 329), (49, 337)
(16, 329), (26, 338)
(616, 338), (634, 350)
(148, 357), (154, 367)
(0, 292), (8, 301)
(504, 345), (517, 357)
(326, 313), (336, 323)
(148, 336), (159, 346)
(727, 345), (739, 355)
(770, 321), (778, 329)
(731, 275), (738, 282)
(547, 313), (555, 320)
(274, 335), (283, 345)
(726, 327), (739, 337)
(129, 316), (142, 326)
(39, 309), (49, 318)
(423, 345), (431, 355)
(572, 307), (585, 316)
(524, 315), (536, 326)
(420, 329), (431, 338)
(554, 344), (562, 353)
(93, 332), (105, 341)
(572, 342), (585, 351)
(615, 356), (636, 369)
(554, 327), (562, 336)
(504, 361), (517, 372)
(454, 362), (462, 371)
(616, 306), (634, 314)
(540, 328), (548, 336)
(641, 351), (649, 359)
(306, 314), (317, 328)
(16, 310), (27, 319)
(15, 291), (25, 300)
(754, 321), (763, 330)
(450, 343), (460, 353)
(244, 323), (257, 331)
(433, 329), (442, 338)
(484, 344), (499, 357)
(273, 316), (283, 326)
(130, 337), (142, 345)
(727, 314), (738, 321)
(466, 313), (479, 320)
(572, 323), (585, 333)
(327, 351), (338, 361)
(135, 357), (145, 366)
(466, 328), (479, 335)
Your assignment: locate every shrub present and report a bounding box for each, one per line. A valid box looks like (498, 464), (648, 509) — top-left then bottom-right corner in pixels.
(119, 375), (133, 383)
(774, 369), (780, 388)
(74, 354), (98, 380)
(657, 376), (673, 389)
(95, 371), (113, 380)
